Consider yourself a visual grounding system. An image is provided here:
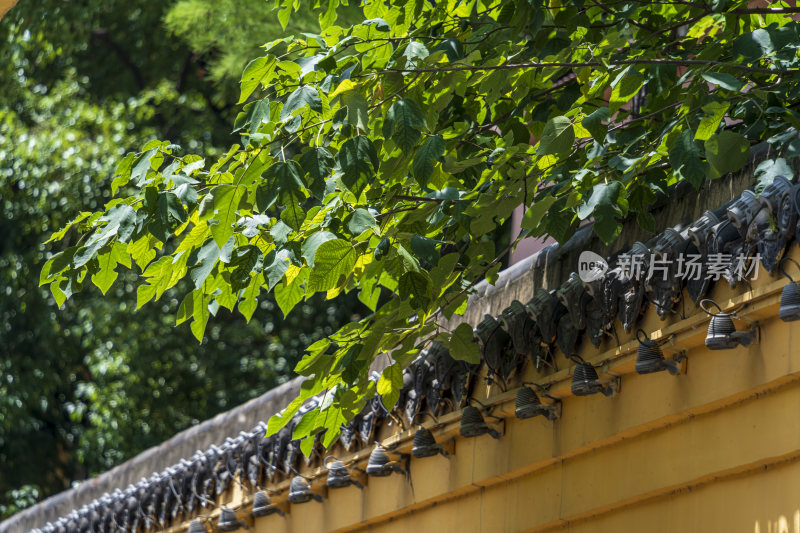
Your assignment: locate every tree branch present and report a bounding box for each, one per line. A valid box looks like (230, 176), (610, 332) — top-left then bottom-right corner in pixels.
(382, 58), (794, 76)
(392, 195), (445, 203)
(586, 0), (658, 33)
(90, 28), (145, 90)
(176, 52), (194, 94)
(730, 7), (800, 14)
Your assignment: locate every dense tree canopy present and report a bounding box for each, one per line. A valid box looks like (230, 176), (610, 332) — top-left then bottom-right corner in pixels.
(40, 0), (800, 457)
(164, 0), (362, 86)
(0, 0), (364, 517)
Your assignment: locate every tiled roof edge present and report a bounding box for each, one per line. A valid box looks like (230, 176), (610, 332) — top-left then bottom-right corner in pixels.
(0, 379), (304, 533)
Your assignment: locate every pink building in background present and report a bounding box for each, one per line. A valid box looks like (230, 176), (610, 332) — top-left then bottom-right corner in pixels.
(508, 205), (556, 265)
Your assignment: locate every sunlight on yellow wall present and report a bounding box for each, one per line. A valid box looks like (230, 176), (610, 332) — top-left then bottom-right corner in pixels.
(0, 1), (17, 19)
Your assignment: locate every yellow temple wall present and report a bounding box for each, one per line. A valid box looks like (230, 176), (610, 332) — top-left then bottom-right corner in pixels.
(164, 245), (800, 533)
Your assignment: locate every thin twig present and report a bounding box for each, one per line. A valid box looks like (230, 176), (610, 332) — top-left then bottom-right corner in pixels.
(379, 58), (793, 75)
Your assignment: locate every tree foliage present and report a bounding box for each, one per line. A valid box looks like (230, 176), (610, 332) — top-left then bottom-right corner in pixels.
(42, 0), (800, 451)
(0, 0), (363, 516)
(164, 0), (362, 87)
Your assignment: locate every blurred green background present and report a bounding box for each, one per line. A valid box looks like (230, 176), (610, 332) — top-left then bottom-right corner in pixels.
(0, 0), (362, 517)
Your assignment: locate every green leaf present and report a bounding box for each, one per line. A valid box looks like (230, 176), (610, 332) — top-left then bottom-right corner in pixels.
(395, 244), (421, 273)
(412, 135), (446, 187)
(44, 212), (91, 245)
(301, 231), (336, 266)
(733, 31), (763, 60)
(576, 182), (623, 244)
(377, 364), (403, 410)
(146, 192), (172, 243)
(485, 262), (502, 285)
(582, 107), (611, 143)
(207, 184), (246, 247)
(110, 153), (135, 194)
(190, 299), (212, 342)
(337, 136), (378, 196)
(238, 272), (264, 322)
(754, 158), (794, 190)
(265, 249), (292, 290)
(292, 408), (320, 441)
(609, 72), (644, 114)
(130, 148), (158, 188)
(263, 220), (288, 246)
(50, 280), (67, 308)
(100, 204), (137, 243)
(429, 252), (459, 289)
(280, 203), (305, 230)
(40, 248), (75, 286)
(448, 322), (481, 364)
(593, 209), (622, 244)
(175, 288), (213, 342)
(398, 270), (432, 309)
(409, 235), (439, 266)
(637, 211), (656, 232)
(402, 41), (429, 66)
(385, 99), (425, 151)
(262, 160), (306, 214)
(341, 345), (369, 386)
(542, 207), (575, 244)
(358, 284), (381, 311)
(74, 238), (109, 270)
(277, 5), (290, 29)
(266, 377), (326, 437)
(705, 131), (750, 177)
(275, 269), (306, 317)
(127, 235), (157, 272)
(246, 98), (271, 135)
(295, 338), (331, 374)
(469, 212), (497, 237)
(307, 239), (356, 292)
(239, 56), (277, 103)
(787, 138), (800, 159)
(91, 242), (129, 295)
(296, 55), (324, 77)
(374, 237), (390, 260)
(341, 90), (369, 133)
(520, 195), (558, 231)
(347, 208), (377, 235)
(363, 17), (390, 31)
(576, 182), (620, 220)
(299, 147), (334, 200)
(137, 282), (157, 310)
(751, 27), (778, 55)
(190, 240), (221, 289)
(668, 130), (708, 188)
(702, 72), (745, 92)
(536, 116), (574, 158)
(280, 86), (322, 120)
(174, 183), (198, 208)
(239, 150), (270, 188)
(239, 215), (270, 239)
(320, 403), (349, 448)
(319, 0), (337, 28)
(695, 101), (730, 141)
